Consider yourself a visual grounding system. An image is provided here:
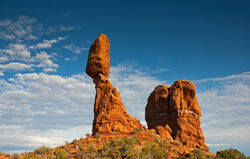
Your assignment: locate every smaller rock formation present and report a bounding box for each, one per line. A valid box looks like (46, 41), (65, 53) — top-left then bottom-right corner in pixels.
(86, 34), (145, 135)
(145, 80), (207, 149)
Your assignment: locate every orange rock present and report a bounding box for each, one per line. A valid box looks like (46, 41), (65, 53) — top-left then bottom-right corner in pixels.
(86, 34), (145, 135)
(169, 80), (201, 116)
(145, 80), (207, 150)
(155, 125), (173, 141)
(145, 85), (170, 129)
(86, 34), (110, 79)
(92, 74), (145, 134)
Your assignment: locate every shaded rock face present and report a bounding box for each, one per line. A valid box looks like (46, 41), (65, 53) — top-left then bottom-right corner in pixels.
(86, 34), (144, 135)
(145, 80), (206, 149)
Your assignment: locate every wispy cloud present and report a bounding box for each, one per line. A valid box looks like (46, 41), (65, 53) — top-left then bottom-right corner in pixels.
(198, 72), (250, 83)
(46, 25), (77, 34)
(0, 15), (78, 75)
(30, 37), (66, 49)
(63, 44), (88, 54)
(196, 71), (250, 153)
(0, 16), (41, 41)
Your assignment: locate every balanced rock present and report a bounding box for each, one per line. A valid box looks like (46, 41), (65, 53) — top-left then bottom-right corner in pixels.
(145, 80), (206, 149)
(86, 34), (110, 79)
(86, 34), (145, 135)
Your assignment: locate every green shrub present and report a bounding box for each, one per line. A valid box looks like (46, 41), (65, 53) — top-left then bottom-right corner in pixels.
(48, 149), (71, 159)
(72, 139), (78, 144)
(94, 132), (100, 138)
(24, 153), (40, 159)
(76, 142), (99, 159)
(172, 140), (180, 146)
(190, 148), (206, 159)
(99, 137), (139, 159)
(139, 142), (168, 159)
(34, 146), (52, 155)
(133, 127), (143, 134)
(12, 153), (20, 159)
(4, 153), (11, 157)
(160, 139), (169, 148)
(216, 148), (247, 159)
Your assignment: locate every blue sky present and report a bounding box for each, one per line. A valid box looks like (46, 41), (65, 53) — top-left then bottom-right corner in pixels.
(0, 0), (249, 155)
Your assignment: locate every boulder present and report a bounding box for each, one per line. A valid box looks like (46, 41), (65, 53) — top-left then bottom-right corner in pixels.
(86, 34), (110, 79)
(155, 125), (173, 141)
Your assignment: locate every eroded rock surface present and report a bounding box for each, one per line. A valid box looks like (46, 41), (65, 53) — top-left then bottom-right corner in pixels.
(145, 80), (206, 149)
(86, 34), (110, 79)
(86, 34), (145, 135)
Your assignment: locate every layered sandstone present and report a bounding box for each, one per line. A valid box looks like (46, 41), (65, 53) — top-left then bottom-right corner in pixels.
(86, 34), (145, 135)
(145, 80), (206, 149)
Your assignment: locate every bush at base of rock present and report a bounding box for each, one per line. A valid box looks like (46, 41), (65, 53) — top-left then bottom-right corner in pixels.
(216, 148), (248, 159)
(24, 149), (71, 159)
(139, 142), (169, 159)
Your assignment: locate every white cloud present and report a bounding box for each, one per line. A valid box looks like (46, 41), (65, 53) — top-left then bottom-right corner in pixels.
(46, 25), (77, 34)
(58, 25), (76, 31)
(196, 72), (250, 153)
(0, 16), (41, 41)
(0, 16), (79, 42)
(207, 143), (231, 147)
(198, 71), (250, 83)
(0, 15), (79, 75)
(63, 44), (88, 54)
(0, 56), (9, 63)
(0, 19), (12, 26)
(0, 43), (31, 60)
(0, 40), (62, 73)
(43, 68), (56, 72)
(30, 51), (58, 72)
(0, 62), (31, 71)
(0, 65), (164, 153)
(0, 42), (58, 72)
(31, 37), (66, 49)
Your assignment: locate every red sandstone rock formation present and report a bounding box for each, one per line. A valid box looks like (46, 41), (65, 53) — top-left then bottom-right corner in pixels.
(86, 34), (145, 135)
(86, 34), (110, 79)
(145, 80), (207, 149)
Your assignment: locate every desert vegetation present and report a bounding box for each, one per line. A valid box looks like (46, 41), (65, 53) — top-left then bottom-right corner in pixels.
(2, 137), (248, 159)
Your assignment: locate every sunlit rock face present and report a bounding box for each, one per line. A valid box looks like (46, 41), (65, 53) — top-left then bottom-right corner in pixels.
(145, 80), (207, 150)
(86, 34), (145, 135)
(86, 34), (110, 79)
